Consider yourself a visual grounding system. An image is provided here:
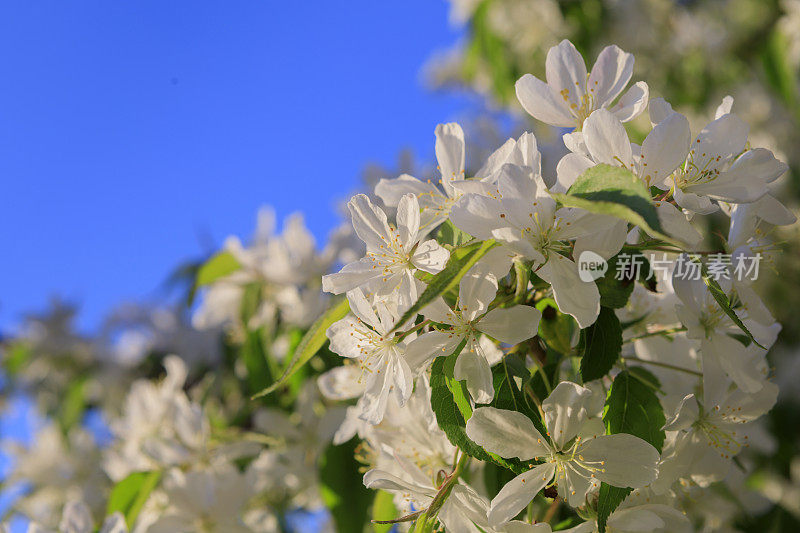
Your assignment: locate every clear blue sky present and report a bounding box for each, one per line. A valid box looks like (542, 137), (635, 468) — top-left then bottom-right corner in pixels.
(0, 1), (472, 332)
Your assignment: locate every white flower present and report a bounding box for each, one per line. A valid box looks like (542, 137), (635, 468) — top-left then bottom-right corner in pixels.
(321, 194), (450, 304)
(726, 193), (797, 277)
(325, 288), (416, 424)
(466, 382), (659, 526)
(563, 502), (691, 533)
(557, 108), (701, 247)
(451, 163), (617, 327)
(668, 105), (787, 214)
(375, 123), (467, 233)
(363, 453), (489, 533)
(367, 375), (456, 473)
(672, 264), (779, 393)
(405, 270), (541, 403)
(656, 354), (778, 490)
(146, 466), (258, 533)
(21, 501), (128, 533)
(515, 40), (648, 128)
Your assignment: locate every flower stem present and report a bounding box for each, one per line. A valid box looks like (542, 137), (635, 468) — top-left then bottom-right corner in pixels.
(625, 326), (687, 341)
(620, 356), (701, 377)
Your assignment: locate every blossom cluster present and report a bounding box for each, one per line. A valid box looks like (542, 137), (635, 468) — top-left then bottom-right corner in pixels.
(316, 39), (795, 531)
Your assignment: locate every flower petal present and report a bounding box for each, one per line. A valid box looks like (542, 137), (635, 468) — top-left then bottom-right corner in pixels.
(648, 97), (675, 125)
(537, 253), (600, 329)
(554, 153), (593, 194)
(404, 330), (462, 372)
(396, 193), (421, 247)
(450, 193), (504, 241)
(515, 74), (575, 127)
(546, 39), (588, 112)
(321, 258), (381, 295)
(375, 173), (439, 207)
(542, 381), (592, 449)
(609, 81), (649, 122)
(654, 201), (702, 247)
(588, 44), (634, 104)
(583, 108), (632, 167)
(348, 194), (392, 250)
(640, 112), (690, 187)
(488, 462), (556, 527)
(317, 365), (366, 401)
(459, 270), (499, 321)
(455, 347), (495, 404)
(435, 122), (466, 196)
(478, 305), (542, 346)
(580, 433), (660, 488)
(411, 239), (450, 274)
(466, 407), (550, 460)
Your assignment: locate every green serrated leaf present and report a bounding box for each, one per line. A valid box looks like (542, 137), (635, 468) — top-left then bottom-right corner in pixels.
(580, 307), (623, 383)
(491, 356), (546, 435)
(430, 347), (526, 474)
(603, 371), (665, 452)
(251, 297), (350, 399)
(626, 366), (662, 392)
(107, 470), (161, 528)
(391, 239), (498, 333)
(552, 164), (680, 246)
(598, 369), (664, 531)
(597, 483), (632, 533)
(196, 250), (241, 287)
(701, 267), (765, 349)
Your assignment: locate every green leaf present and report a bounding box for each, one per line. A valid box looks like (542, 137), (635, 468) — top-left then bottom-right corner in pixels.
(762, 29), (798, 112)
(391, 239), (497, 333)
(627, 366), (662, 393)
(535, 298), (577, 355)
(595, 253), (652, 309)
(239, 282), (263, 324)
(241, 328), (274, 397)
(252, 297), (350, 399)
(372, 490), (398, 533)
(429, 347), (526, 474)
(437, 219), (471, 248)
(320, 437), (373, 533)
(598, 370), (665, 531)
(596, 483), (632, 533)
(603, 370), (665, 452)
(483, 461), (517, 500)
(701, 267), (765, 349)
(580, 307), (623, 383)
(527, 355), (561, 405)
(3, 343), (31, 375)
(58, 376), (88, 434)
(551, 164), (680, 246)
(491, 357), (548, 439)
(107, 470), (162, 528)
(196, 250), (241, 286)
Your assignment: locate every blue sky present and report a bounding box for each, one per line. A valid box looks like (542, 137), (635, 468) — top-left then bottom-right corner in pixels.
(0, 1), (474, 333)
